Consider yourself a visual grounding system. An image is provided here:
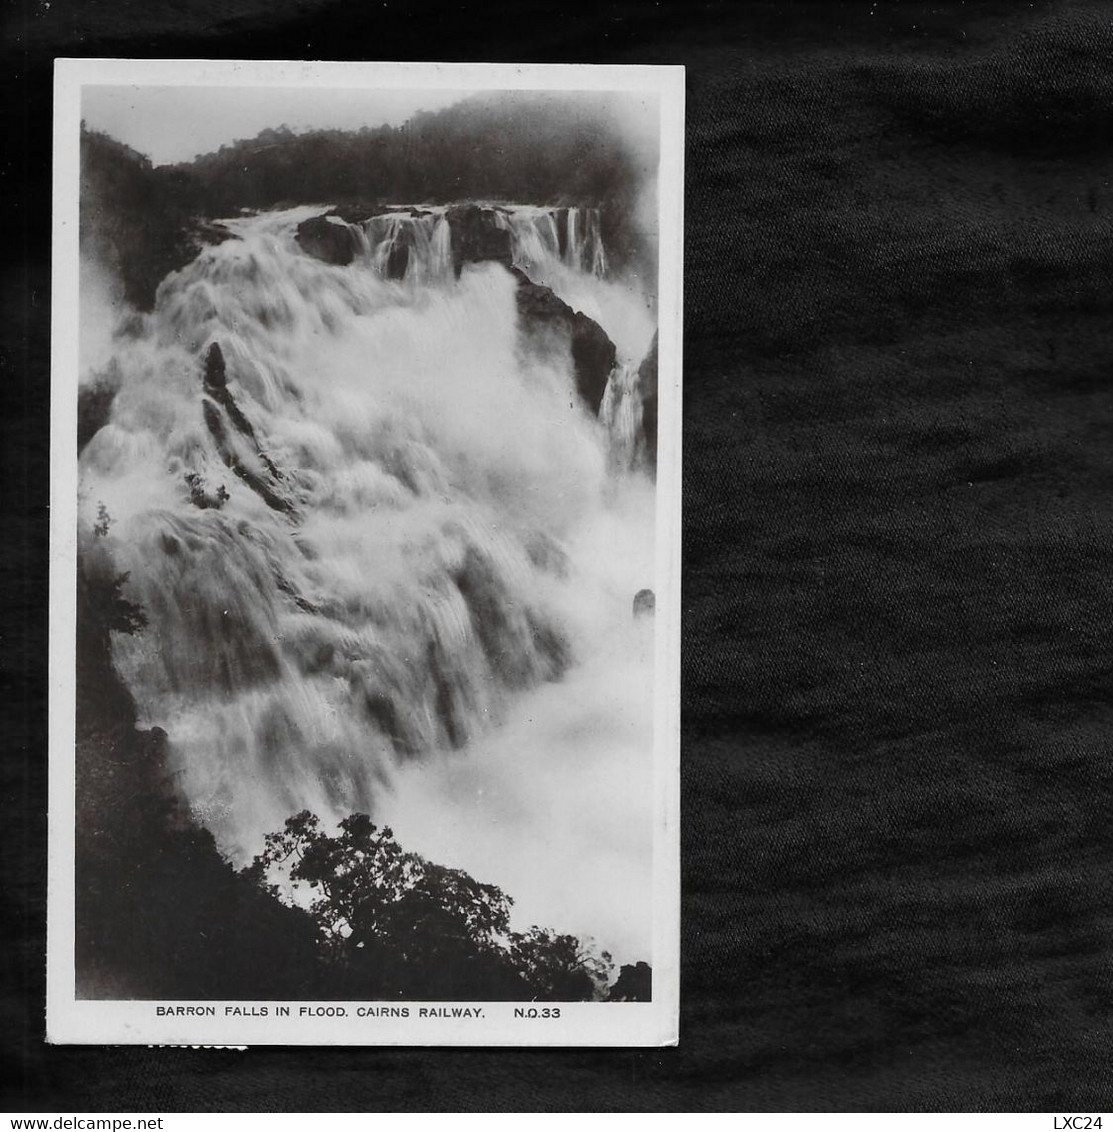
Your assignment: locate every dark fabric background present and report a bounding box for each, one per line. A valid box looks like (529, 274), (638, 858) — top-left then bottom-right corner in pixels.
(5, 0), (1113, 1112)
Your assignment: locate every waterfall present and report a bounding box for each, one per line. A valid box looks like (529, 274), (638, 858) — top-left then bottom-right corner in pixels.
(361, 211), (454, 284)
(79, 203), (657, 958)
(335, 203), (653, 452)
(600, 363), (645, 472)
(499, 205), (608, 281)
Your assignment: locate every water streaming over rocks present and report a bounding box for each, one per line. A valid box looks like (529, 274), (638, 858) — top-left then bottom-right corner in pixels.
(79, 203), (659, 956)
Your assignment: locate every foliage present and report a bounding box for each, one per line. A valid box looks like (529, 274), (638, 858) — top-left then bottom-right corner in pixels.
(185, 471), (230, 509)
(93, 501), (112, 537)
(247, 810), (617, 1001)
(507, 927), (612, 1002)
(92, 570), (147, 636)
(176, 93), (648, 222)
(81, 504), (147, 637)
(79, 564), (147, 642)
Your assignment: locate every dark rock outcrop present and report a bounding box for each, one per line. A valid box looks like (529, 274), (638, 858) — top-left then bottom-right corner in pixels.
(446, 205), (513, 277)
(77, 367), (119, 454)
(80, 130), (197, 312)
(328, 204), (434, 224)
(327, 202), (390, 225)
(512, 269), (617, 415)
(80, 128), (239, 311)
(295, 215), (358, 266)
(555, 208), (570, 259)
(637, 331), (659, 467)
(194, 220), (235, 248)
(201, 343), (291, 513)
(203, 339), (228, 393)
(384, 241), (410, 280)
(203, 342), (259, 446)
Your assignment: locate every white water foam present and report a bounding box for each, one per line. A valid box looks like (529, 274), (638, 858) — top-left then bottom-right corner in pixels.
(79, 204), (658, 960)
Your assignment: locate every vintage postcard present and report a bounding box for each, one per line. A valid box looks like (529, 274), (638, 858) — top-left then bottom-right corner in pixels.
(48, 59), (683, 1046)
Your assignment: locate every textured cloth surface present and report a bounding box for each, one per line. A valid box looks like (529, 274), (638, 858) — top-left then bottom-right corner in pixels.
(6, 0), (1113, 1112)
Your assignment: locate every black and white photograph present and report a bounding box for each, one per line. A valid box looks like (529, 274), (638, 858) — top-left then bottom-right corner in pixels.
(47, 60), (683, 1046)
(11, 0), (1113, 1113)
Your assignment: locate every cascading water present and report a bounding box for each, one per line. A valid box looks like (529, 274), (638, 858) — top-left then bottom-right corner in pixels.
(79, 203), (658, 959)
(360, 211), (454, 284)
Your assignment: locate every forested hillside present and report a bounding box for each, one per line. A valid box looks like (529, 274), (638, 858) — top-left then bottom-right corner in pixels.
(81, 92), (655, 309)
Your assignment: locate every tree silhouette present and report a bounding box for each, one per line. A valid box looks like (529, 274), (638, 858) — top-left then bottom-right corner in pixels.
(607, 960), (653, 1002)
(507, 927), (612, 1002)
(246, 810), (615, 1000)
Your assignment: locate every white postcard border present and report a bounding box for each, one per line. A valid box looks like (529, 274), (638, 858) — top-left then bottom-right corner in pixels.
(48, 58), (684, 1048)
